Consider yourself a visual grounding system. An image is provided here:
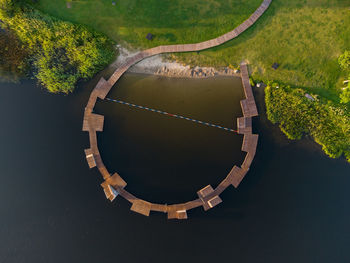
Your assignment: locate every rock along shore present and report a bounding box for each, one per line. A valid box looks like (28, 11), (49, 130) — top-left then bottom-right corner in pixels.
(110, 46), (241, 78)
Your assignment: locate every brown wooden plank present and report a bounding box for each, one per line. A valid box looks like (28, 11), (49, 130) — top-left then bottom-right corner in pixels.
(197, 185), (214, 198)
(208, 196), (222, 208)
(130, 200), (151, 216)
(84, 148), (96, 168)
(102, 173), (127, 189)
(242, 134), (259, 153)
(82, 113), (104, 132)
(226, 165), (248, 188)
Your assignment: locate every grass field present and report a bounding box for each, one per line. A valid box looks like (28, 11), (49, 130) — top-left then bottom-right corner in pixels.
(32, 0), (262, 46)
(176, 0), (350, 102)
(32, 0), (350, 102)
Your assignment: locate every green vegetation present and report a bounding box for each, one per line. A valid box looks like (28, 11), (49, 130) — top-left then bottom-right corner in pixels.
(33, 0), (262, 47)
(338, 51), (350, 71)
(0, 28), (28, 79)
(31, 0), (350, 161)
(32, 0), (350, 97)
(0, 0), (115, 93)
(176, 0), (350, 100)
(2, 0), (348, 161)
(338, 50), (350, 103)
(265, 84), (350, 162)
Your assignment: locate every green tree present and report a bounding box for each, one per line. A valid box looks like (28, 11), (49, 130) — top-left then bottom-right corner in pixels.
(265, 85), (350, 162)
(338, 51), (350, 71)
(0, 0), (115, 93)
(0, 0), (13, 10)
(0, 29), (28, 77)
(340, 83), (350, 104)
(338, 51), (350, 103)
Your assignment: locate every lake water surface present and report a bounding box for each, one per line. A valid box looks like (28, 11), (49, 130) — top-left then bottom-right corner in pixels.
(95, 74), (245, 204)
(0, 73), (349, 263)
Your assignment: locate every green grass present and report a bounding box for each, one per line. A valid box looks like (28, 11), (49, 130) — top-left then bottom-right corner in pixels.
(176, 0), (350, 101)
(32, 0), (350, 102)
(30, 0), (350, 160)
(32, 0), (262, 46)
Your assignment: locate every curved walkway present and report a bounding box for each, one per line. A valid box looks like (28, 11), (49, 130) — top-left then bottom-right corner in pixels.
(83, 0), (271, 219)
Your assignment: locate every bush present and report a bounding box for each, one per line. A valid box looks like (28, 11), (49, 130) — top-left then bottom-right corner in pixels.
(340, 84), (350, 104)
(265, 84), (350, 162)
(0, 0), (13, 14)
(338, 50), (350, 71)
(0, 28), (28, 77)
(338, 51), (350, 104)
(249, 77), (255, 87)
(0, 0), (115, 93)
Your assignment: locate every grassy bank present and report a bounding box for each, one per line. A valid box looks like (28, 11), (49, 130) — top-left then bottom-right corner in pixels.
(33, 0), (262, 47)
(32, 0), (350, 98)
(30, 0), (350, 161)
(177, 0), (350, 100)
(0, 0), (116, 93)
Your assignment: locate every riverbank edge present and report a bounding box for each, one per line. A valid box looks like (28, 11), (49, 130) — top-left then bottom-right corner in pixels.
(110, 46), (241, 79)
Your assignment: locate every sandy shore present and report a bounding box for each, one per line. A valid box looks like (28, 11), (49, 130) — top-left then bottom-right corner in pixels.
(110, 45), (241, 78)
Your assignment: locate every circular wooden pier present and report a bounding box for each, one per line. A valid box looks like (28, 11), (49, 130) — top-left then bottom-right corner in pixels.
(82, 0), (272, 219)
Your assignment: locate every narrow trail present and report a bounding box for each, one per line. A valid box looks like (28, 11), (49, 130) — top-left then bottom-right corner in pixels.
(84, 0), (272, 108)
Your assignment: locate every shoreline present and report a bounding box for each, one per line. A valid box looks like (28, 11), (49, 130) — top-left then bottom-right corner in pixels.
(110, 46), (241, 79)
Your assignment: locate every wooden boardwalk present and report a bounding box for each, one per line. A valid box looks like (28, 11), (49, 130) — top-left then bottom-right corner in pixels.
(83, 0), (270, 219)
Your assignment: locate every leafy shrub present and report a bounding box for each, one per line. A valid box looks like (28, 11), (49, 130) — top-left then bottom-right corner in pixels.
(265, 84), (350, 162)
(0, 28), (28, 77)
(0, 0), (115, 93)
(338, 51), (350, 103)
(338, 51), (350, 71)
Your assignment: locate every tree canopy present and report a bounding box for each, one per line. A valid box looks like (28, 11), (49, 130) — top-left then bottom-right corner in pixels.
(338, 51), (350, 103)
(0, 0), (115, 93)
(265, 84), (350, 162)
(339, 51), (350, 71)
(0, 28), (28, 78)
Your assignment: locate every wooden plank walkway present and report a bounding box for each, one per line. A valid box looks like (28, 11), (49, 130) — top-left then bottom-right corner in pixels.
(87, 0), (272, 101)
(82, 0), (271, 219)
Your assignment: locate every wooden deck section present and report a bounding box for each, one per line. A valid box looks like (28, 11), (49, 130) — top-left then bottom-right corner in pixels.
(240, 63), (258, 117)
(103, 185), (119, 201)
(242, 134), (259, 154)
(241, 152), (256, 171)
(168, 210), (188, 219)
(101, 173), (127, 190)
(225, 166), (248, 188)
(208, 196), (223, 208)
(84, 148), (96, 168)
(82, 113), (104, 132)
(83, 61), (260, 219)
(237, 117), (252, 134)
(130, 200), (152, 217)
(240, 99), (259, 117)
(197, 185), (223, 211)
(82, 0), (272, 219)
(198, 185), (215, 198)
(167, 205), (188, 219)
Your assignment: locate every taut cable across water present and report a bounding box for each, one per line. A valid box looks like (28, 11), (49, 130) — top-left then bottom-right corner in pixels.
(105, 97), (238, 133)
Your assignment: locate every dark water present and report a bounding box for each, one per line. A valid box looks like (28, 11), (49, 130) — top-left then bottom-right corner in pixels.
(0, 74), (349, 263)
(95, 74), (245, 204)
